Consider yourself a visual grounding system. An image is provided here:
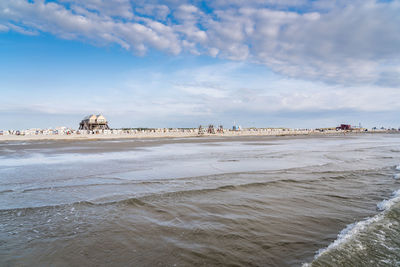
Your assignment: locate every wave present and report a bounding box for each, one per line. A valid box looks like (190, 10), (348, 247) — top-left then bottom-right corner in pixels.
(20, 180), (166, 193)
(304, 187), (400, 266)
(0, 179), (293, 212)
(377, 189), (400, 211)
(2, 166), (392, 212)
(308, 215), (382, 264)
(20, 182), (131, 193)
(393, 163), (400, 179)
(0, 200), (96, 214)
(0, 171), (372, 213)
(86, 175), (372, 205)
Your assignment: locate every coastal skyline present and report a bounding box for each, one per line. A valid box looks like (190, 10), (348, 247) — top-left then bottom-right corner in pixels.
(1, 0), (400, 129)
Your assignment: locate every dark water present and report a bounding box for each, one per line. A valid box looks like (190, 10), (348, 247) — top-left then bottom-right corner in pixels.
(1, 134), (400, 266)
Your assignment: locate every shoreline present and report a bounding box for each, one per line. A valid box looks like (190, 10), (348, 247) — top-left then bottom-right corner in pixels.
(0, 129), (396, 142)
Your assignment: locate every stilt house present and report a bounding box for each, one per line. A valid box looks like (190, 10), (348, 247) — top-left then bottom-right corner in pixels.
(79, 114), (110, 130)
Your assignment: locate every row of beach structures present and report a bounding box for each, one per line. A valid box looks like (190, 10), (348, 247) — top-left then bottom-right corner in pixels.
(1, 126), (395, 138)
(0, 127), (316, 137)
(0, 114), (398, 137)
(0, 127), (194, 136)
(0, 127), (75, 136)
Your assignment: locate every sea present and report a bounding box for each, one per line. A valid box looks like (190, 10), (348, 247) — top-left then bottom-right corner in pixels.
(1, 134), (400, 266)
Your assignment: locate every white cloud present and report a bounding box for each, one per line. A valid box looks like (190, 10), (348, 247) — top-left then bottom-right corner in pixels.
(6, 23), (38, 35)
(0, 0), (181, 55)
(2, 59), (400, 129)
(60, 0), (134, 19)
(135, 4), (170, 21)
(0, 0), (400, 85)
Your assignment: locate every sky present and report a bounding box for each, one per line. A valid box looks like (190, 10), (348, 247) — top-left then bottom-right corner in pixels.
(1, 0), (400, 129)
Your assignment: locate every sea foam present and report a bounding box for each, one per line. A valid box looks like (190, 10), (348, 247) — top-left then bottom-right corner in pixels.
(305, 188), (400, 266)
(312, 215), (382, 260)
(377, 189), (400, 211)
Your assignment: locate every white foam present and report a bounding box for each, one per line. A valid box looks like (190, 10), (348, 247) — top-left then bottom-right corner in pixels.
(394, 173), (400, 180)
(314, 215), (382, 260)
(311, 188), (400, 263)
(377, 189), (400, 211)
(396, 165), (400, 171)
(0, 152), (130, 167)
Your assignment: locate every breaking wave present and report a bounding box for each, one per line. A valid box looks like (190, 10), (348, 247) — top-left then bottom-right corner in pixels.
(305, 187), (400, 267)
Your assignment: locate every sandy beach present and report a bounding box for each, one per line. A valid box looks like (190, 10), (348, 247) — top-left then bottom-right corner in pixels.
(0, 129), (390, 142)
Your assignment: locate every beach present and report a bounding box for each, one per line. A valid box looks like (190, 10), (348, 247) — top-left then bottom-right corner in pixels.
(2, 0), (399, 266)
(0, 128), (389, 142)
(1, 134), (400, 266)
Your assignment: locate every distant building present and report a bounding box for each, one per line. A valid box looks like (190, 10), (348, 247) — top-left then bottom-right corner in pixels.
(79, 114), (110, 130)
(337, 124), (351, 130)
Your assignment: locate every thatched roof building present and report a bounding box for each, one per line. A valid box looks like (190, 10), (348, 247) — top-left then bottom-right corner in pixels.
(79, 114), (110, 130)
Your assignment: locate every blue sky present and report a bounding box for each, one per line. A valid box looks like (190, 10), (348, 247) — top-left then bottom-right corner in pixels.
(1, 0), (400, 129)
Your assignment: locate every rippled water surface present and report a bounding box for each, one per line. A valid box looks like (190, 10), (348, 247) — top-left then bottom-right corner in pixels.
(1, 134), (400, 266)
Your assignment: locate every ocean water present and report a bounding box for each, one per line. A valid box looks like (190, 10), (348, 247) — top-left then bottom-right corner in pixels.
(1, 134), (400, 266)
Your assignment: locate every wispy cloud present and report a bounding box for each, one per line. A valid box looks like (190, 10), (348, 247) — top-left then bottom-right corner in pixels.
(2, 62), (400, 127)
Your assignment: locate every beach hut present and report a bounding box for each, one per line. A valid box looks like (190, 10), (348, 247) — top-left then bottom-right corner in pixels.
(79, 114), (110, 130)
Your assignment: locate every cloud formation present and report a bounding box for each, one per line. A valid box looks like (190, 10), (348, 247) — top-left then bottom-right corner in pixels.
(1, 0), (400, 85)
(3, 61), (400, 125)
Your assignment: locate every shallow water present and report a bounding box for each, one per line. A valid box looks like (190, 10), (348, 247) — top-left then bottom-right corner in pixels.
(1, 134), (400, 266)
